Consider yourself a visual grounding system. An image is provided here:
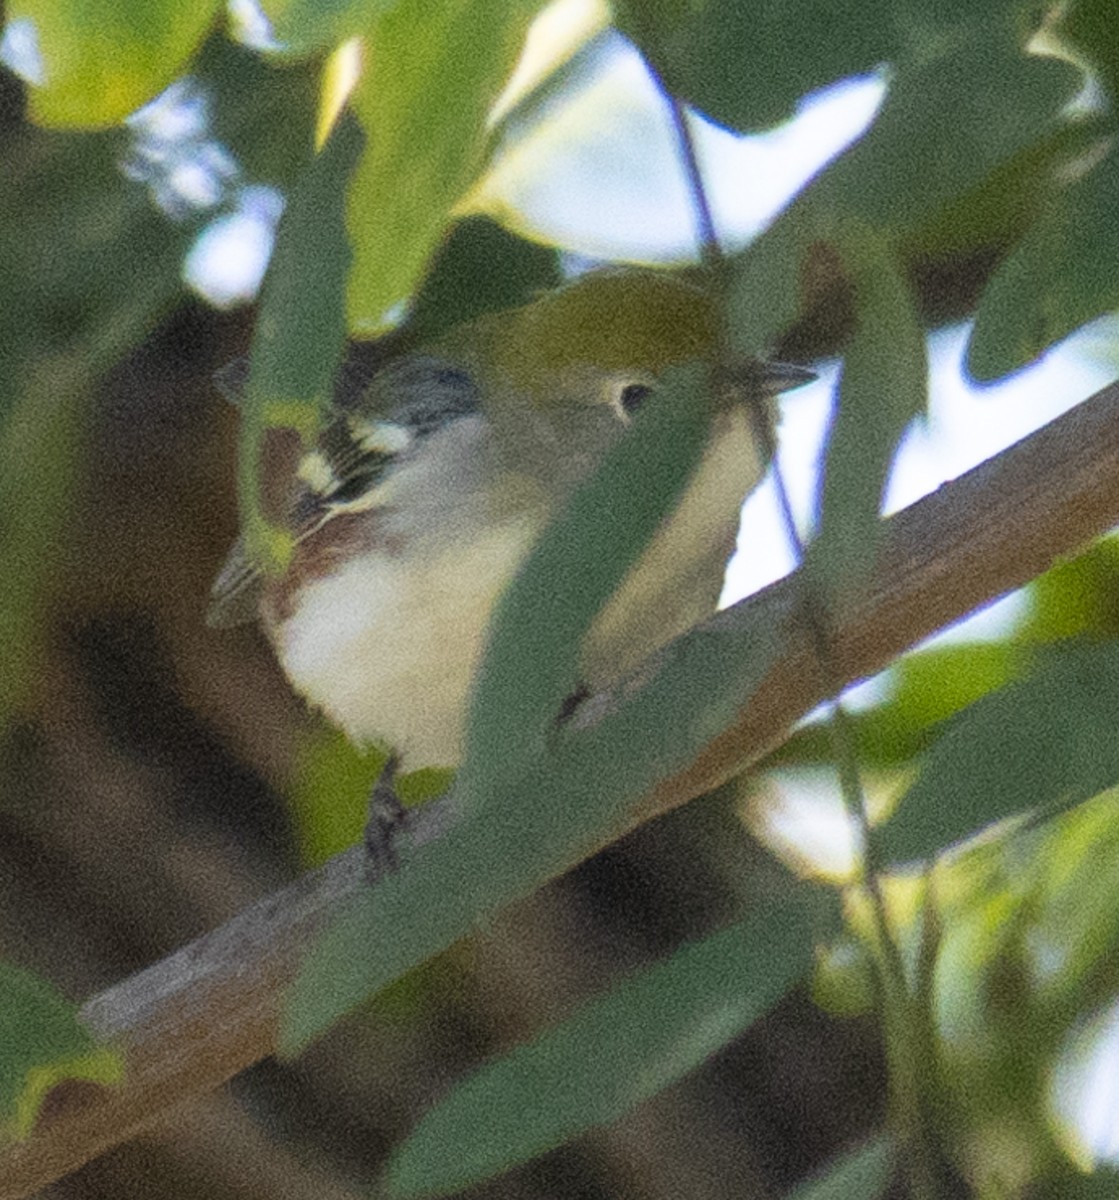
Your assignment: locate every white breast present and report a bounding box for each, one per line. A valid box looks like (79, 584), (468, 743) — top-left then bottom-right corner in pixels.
(270, 405), (761, 770)
(274, 514), (539, 768)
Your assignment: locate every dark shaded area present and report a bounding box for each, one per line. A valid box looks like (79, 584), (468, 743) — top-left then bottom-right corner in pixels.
(67, 612), (291, 865)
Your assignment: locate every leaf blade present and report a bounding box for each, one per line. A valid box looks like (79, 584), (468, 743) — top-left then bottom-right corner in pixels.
(386, 885), (839, 1198)
(877, 640), (1119, 865)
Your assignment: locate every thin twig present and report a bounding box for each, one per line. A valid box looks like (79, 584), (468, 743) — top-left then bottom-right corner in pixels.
(662, 87), (722, 272)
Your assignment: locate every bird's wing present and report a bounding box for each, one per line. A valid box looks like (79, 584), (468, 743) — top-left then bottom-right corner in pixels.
(206, 355), (482, 629)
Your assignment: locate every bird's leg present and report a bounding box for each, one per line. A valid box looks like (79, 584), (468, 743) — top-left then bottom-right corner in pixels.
(364, 752), (409, 880)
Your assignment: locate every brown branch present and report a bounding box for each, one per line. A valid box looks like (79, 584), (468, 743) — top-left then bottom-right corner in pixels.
(6, 380), (1119, 1199)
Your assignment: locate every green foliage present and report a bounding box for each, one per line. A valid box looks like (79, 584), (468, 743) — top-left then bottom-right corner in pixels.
(290, 730), (384, 865)
(615, 0), (1007, 133)
(908, 790), (1119, 1190)
(789, 1135), (895, 1200)
(456, 358), (712, 807)
(1026, 538), (1119, 644)
(877, 640), (1119, 866)
(809, 225), (927, 598)
(403, 216), (561, 348)
(194, 32), (320, 187)
(7, 0), (221, 126)
(344, 0), (542, 332)
(1058, 0), (1119, 116)
(970, 145), (1119, 380)
(0, 963), (121, 1138)
(821, 35), (1079, 235)
(385, 884), (839, 1197)
(6, 0), (1119, 1195)
(727, 204), (809, 358)
(724, 20), (1083, 382)
(781, 540), (1119, 773)
(237, 111), (359, 571)
(257, 0), (399, 56)
(0, 384), (80, 719)
(0, 118), (194, 716)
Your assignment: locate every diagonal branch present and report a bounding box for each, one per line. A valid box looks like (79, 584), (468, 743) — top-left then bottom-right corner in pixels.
(6, 380), (1119, 1199)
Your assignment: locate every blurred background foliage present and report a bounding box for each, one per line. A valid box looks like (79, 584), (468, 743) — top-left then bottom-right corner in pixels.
(2, 0), (1119, 1197)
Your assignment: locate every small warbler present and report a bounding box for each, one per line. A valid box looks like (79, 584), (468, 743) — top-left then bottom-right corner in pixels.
(209, 275), (811, 775)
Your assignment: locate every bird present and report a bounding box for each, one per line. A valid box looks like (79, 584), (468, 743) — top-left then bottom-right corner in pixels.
(209, 272), (812, 787)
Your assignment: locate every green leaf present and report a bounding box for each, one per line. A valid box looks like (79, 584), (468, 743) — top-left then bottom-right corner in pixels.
(968, 145), (1119, 381)
(0, 380), (80, 720)
(193, 31), (320, 189)
(869, 642), (1019, 757)
(257, 0), (399, 55)
(0, 962), (122, 1138)
(784, 542), (1119, 769)
(819, 33), (1082, 236)
(238, 112), (361, 571)
(615, 0), (1007, 133)
(345, 0), (537, 332)
(1024, 792), (1119, 1015)
(281, 572), (785, 1052)
(776, 641), (1022, 769)
(727, 32), (1080, 357)
(0, 122), (190, 717)
(1057, 0), (1119, 111)
(403, 216), (561, 348)
(385, 886), (839, 1198)
(0, 129), (191, 410)
(809, 227), (926, 599)
(1025, 538), (1119, 645)
(291, 732), (454, 865)
(727, 204), (817, 358)
(10, 0), (221, 127)
(787, 1135), (895, 1200)
(876, 639), (1119, 865)
(1050, 1169), (1119, 1199)
(291, 731), (384, 866)
(812, 937), (878, 1018)
(455, 361), (712, 811)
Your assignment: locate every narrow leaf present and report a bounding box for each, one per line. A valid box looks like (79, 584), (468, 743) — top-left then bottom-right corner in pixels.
(727, 204), (817, 359)
(820, 34), (1081, 236)
(238, 113), (360, 570)
(0, 962), (122, 1138)
(809, 227), (926, 598)
(788, 1135), (895, 1200)
(386, 886), (839, 1198)
(257, 0), (398, 55)
(10, 0), (221, 127)
(615, 0), (894, 132)
(1057, 0), (1119, 111)
(877, 640), (1119, 865)
(345, 0), (537, 331)
(456, 361), (712, 810)
(404, 217), (561, 348)
(968, 145), (1119, 381)
(727, 33), (1078, 360)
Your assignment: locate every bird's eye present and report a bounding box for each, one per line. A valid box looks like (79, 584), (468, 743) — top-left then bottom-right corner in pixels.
(619, 383), (652, 415)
